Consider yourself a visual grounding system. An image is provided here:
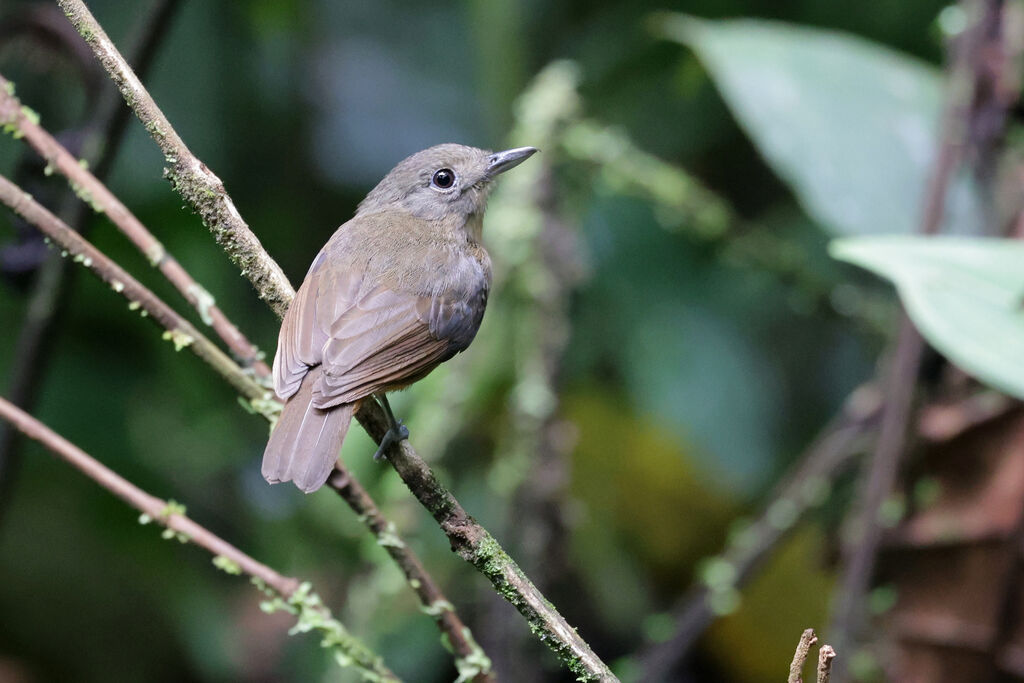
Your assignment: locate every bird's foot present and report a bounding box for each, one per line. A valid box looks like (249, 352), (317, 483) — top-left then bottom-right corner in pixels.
(373, 420), (410, 461)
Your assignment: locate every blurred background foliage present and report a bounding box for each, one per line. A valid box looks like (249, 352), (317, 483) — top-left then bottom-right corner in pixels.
(0, 0), (1007, 681)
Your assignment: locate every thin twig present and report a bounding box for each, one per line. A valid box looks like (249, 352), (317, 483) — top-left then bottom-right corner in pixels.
(829, 321), (922, 672)
(57, 4), (616, 677)
(355, 405), (617, 682)
(789, 628), (819, 683)
(827, 2), (990, 674)
(637, 386), (881, 680)
(0, 395), (400, 683)
(0, 72), (270, 375)
(56, 0), (295, 317)
(0, 172), (266, 403)
(326, 468), (496, 683)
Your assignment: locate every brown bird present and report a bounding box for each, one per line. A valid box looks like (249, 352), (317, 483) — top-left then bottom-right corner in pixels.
(262, 143), (538, 493)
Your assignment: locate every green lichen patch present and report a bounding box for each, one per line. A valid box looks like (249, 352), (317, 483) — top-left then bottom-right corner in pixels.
(138, 499), (189, 543)
(253, 579), (394, 681)
(162, 329), (195, 351)
(213, 555), (242, 575)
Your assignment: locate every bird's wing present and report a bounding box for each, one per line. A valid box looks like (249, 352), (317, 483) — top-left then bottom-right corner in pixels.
(273, 276), (324, 399)
(273, 253), (486, 409)
(313, 276), (484, 408)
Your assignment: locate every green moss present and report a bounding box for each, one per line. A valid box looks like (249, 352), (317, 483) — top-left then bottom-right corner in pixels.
(375, 521), (405, 549)
(19, 105), (40, 125)
(254, 580), (395, 681)
(212, 555), (242, 575)
(418, 599), (454, 617)
(137, 499), (189, 543)
(161, 329), (195, 352)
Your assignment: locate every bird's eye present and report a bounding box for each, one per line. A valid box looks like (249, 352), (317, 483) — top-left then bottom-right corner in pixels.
(431, 168), (455, 189)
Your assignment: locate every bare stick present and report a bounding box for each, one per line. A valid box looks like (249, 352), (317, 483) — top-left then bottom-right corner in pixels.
(56, 0), (295, 318)
(58, 4), (616, 677)
(817, 645), (836, 683)
(0, 172), (266, 403)
(789, 628), (819, 683)
(0, 396), (399, 682)
(0, 73), (270, 375)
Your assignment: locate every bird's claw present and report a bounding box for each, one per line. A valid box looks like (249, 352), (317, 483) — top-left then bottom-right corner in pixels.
(373, 420), (410, 461)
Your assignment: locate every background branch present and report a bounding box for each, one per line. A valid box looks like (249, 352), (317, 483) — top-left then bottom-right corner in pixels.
(827, 1), (994, 673)
(0, 395), (399, 683)
(637, 385), (881, 679)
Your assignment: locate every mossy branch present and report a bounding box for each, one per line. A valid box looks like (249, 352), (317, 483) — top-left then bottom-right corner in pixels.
(0, 396), (399, 683)
(355, 405), (617, 683)
(327, 468), (496, 683)
(56, 0), (295, 318)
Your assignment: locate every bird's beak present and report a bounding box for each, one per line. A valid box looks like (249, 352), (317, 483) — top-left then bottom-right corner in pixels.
(486, 146), (539, 177)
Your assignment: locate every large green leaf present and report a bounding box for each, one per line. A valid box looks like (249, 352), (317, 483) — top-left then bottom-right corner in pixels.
(660, 15), (981, 236)
(831, 236), (1024, 399)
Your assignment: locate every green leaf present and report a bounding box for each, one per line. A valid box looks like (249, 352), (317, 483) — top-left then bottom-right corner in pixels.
(659, 14), (981, 236)
(831, 236), (1024, 399)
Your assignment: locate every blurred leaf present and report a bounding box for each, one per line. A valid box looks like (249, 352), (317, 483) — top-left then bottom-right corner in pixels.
(659, 14), (981, 236)
(832, 236), (1024, 399)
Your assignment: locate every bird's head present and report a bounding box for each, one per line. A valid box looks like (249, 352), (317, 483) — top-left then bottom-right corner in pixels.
(357, 143), (538, 222)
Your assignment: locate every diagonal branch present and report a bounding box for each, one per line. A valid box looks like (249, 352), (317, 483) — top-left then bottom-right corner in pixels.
(0, 72), (270, 375)
(56, 0), (295, 318)
(0, 172), (266, 402)
(327, 468), (495, 682)
(57, 2), (616, 678)
(355, 406), (616, 682)
(0, 395), (400, 683)
(826, 2), (998, 672)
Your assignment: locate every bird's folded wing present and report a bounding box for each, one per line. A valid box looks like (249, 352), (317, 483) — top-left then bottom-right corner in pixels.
(314, 283), (453, 408)
(274, 256), (485, 409)
(272, 261), (361, 399)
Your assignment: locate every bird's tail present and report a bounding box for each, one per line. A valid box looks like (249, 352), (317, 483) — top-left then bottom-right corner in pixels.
(262, 368), (354, 493)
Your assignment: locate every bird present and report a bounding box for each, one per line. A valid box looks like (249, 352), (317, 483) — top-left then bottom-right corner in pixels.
(262, 143), (538, 493)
